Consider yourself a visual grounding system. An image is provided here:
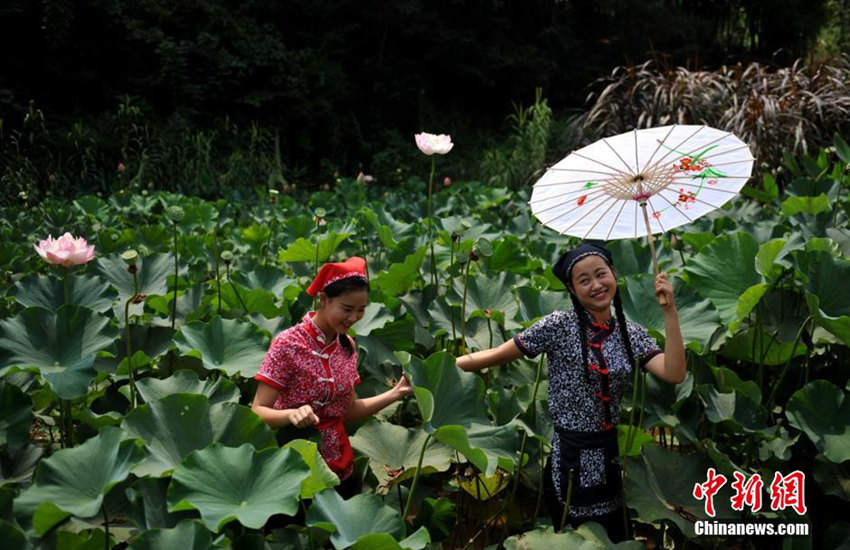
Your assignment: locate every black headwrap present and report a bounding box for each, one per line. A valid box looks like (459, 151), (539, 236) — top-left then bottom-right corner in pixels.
(552, 243), (614, 288)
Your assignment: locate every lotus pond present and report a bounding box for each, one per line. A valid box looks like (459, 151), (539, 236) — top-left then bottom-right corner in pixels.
(1, 140), (849, 549)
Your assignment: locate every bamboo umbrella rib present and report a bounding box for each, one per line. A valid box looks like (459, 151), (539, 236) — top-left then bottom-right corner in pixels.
(640, 125), (707, 178)
(581, 196), (621, 239)
(530, 174), (624, 192)
(670, 173), (751, 181)
(654, 190), (696, 224)
(547, 167), (625, 177)
(633, 128), (640, 177)
(672, 181), (742, 195)
(571, 151), (634, 177)
(699, 158), (756, 169)
(639, 125), (677, 174)
(685, 143), (754, 163)
(604, 199), (630, 241)
(531, 186), (610, 217)
(660, 189), (724, 212)
(529, 186), (614, 208)
(603, 137), (636, 173)
(544, 188), (617, 232)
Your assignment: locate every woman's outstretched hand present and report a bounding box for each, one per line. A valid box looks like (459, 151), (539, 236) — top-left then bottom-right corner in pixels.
(654, 272), (676, 312)
(393, 374), (414, 399)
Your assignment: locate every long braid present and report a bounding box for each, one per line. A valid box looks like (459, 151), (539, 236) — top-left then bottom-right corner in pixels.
(613, 290), (636, 370)
(568, 292), (592, 385)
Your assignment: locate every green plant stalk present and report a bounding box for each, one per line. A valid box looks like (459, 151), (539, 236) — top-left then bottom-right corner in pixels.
(532, 438), (545, 522)
(624, 357), (641, 454)
(60, 267), (72, 448)
(211, 224), (222, 315)
(102, 504), (109, 550)
(459, 261), (472, 355)
(426, 157), (437, 286)
(559, 468), (575, 532)
(766, 316), (812, 411)
(226, 263), (249, 314)
(265, 214), (276, 268)
(402, 431), (432, 527)
(171, 222), (178, 330)
(313, 218), (322, 310)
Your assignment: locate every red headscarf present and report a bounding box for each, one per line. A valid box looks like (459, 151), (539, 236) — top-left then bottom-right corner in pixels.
(306, 257), (368, 297)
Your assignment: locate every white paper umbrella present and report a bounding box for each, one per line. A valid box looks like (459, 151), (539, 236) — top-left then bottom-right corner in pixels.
(530, 124), (754, 259)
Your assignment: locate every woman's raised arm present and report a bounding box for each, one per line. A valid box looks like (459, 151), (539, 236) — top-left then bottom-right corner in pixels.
(456, 339), (523, 372)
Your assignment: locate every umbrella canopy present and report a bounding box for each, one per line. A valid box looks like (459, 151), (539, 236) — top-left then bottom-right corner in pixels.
(530, 125), (755, 241)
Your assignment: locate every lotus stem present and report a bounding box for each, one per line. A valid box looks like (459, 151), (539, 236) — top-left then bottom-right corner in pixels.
(102, 504), (109, 550)
(532, 438), (545, 521)
(225, 262), (249, 314)
(459, 261), (471, 355)
(212, 224), (222, 315)
(625, 356), (641, 454)
(559, 468), (574, 532)
(124, 297), (137, 410)
(426, 157), (437, 286)
(402, 431), (432, 526)
(62, 266), (70, 305)
(171, 222), (178, 330)
(766, 316), (812, 411)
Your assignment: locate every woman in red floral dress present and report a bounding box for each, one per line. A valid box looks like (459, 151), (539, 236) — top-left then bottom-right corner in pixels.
(252, 257), (412, 490)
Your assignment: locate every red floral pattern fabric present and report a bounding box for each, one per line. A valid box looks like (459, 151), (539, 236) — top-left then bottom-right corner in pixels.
(255, 312), (360, 479)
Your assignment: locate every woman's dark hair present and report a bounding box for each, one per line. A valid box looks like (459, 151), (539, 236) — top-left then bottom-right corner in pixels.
(322, 276), (369, 356)
(558, 248), (637, 382)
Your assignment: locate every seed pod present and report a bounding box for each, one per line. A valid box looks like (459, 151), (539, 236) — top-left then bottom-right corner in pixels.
(166, 205), (185, 223)
(121, 250), (139, 266)
(314, 207), (327, 219)
(670, 234), (685, 251)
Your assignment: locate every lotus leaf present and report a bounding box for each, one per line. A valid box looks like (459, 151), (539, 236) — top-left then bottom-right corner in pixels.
(503, 524), (643, 549)
(812, 454), (850, 501)
(350, 419), (453, 493)
(122, 394), (277, 477)
(282, 439), (340, 498)
(135, 370), (240, 405)
(683, 232), (763, 330)
(168, 444), (310, 531)
(128, 519), (211, 550)
(624, 445), (736, 538)
(352, 527), (431, 550)
(0, 305), (118, 399)
(12, 274), (117, 313)
(0, 445), (42, 488)
(786, 380), (850, 463)
(619, 274), (722, 353)
(305, 489), (404, 550)
(403, 352), (488, 432)
(371, 246), (427, 297)
(14, 427), (144, 532)
(278, 233), (349, 263)
(125, 478), (197, 530)
(173, 316), (269, 377)
(804, 250), (850, 346)
(434, 422), (520, 475)
(0, 381), (32, 449)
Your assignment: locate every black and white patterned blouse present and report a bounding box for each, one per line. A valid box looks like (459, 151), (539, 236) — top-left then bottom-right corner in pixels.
(514, 308), (662, 516)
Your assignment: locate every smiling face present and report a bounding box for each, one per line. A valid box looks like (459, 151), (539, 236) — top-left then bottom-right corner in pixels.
(315, 288), (369, 337)
(568, 255), (618, 317)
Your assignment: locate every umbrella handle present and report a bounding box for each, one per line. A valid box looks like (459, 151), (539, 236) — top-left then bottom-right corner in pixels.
(640, 201), (668, 307)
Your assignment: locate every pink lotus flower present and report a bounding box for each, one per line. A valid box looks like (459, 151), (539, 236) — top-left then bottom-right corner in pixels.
(34, 233), (96, 267)
(415, 133), (454, 155)
(443, 176), (452, 186)
(118, 162), (126, 172)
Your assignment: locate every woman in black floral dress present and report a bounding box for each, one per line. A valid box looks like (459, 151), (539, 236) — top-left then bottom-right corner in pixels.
(456, 243), (685, 541)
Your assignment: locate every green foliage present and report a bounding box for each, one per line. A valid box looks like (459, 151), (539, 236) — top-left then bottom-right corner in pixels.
(0, 139), (848, 546)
